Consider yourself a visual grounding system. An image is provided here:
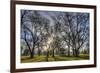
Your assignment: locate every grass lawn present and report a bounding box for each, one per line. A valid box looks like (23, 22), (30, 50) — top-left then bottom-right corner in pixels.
(21, 54), (89, 63)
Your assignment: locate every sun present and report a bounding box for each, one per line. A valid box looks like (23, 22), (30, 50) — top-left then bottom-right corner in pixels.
(43, 34), (54, 51)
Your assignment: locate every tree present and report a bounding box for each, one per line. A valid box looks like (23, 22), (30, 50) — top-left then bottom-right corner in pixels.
(21, 10), (50, 58)
(63, 12), (89, 57)
(21, 10), (34, 58)
(73, 13), (89, 56)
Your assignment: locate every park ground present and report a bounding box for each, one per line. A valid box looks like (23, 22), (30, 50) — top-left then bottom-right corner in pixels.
(21, 54), (89, 63)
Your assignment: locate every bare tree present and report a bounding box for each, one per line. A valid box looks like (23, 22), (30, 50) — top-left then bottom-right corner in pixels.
(63, 12), (89, 57)
(21, 10), (50, 58)
(21, 10), (89, 60)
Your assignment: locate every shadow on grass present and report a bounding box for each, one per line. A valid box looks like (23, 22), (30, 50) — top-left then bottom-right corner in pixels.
(21, 54), (89, 63)
(21, 55), (47, 63)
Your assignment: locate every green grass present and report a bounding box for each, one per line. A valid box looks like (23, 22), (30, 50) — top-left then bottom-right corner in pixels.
(21, 55), (47, 63)
(21, 54), (89, 63)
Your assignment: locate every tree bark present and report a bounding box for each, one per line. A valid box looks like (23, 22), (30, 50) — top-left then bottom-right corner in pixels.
(75, 49), (79, 57)
(67, 47), (70, 57)
(46, 50), (49, 61)
(52, 49), (55, 57)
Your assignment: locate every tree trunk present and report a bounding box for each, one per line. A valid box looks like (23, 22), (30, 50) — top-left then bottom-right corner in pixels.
(75, 49), (79, 57)
(38, 49), (41, 56)
(24, 31), (33, 58)
(46, 50), (49, 61)
(38, 44), (41, 56)
(67, 45), (70, 57)
(72, 49), (75, 56)
(52, 49), (55, 57)
(32, 48), (34, 58)
(30, 51), (33, 58)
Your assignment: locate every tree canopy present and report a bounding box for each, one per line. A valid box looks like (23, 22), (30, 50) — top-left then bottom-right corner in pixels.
(21, 10), (90, 58)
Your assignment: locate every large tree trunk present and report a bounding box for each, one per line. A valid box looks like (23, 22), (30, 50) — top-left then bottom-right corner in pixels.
(52, 49), (55, 57)
(30, 51), (33, 58)
(32, 48), (35, 58)
(38, 44), (41, 56)
(72, 48), (75, 56)
(75, 49), (79, 57)
(30, 48), (35, 58)
(24, 31), (33, 58)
